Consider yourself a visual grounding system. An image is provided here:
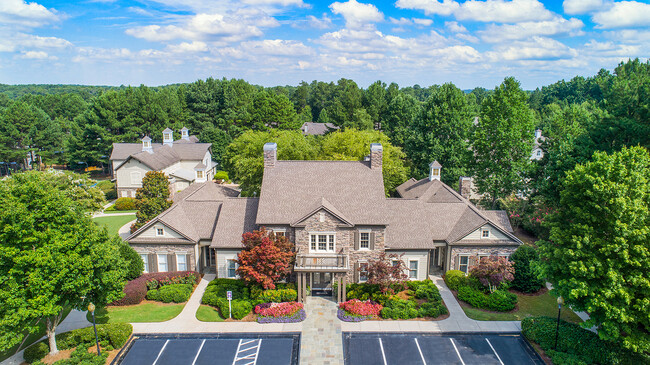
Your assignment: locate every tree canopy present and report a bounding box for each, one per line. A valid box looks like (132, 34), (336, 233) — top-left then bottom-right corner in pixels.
(131, 171), (172, 233)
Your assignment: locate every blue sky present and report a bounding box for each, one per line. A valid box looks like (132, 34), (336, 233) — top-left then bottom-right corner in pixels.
(0, 0), (649, 89)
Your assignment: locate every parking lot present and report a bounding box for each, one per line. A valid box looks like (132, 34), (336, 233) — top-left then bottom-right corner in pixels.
(114, 333), (300, 365)
(343, 332), (544, 365)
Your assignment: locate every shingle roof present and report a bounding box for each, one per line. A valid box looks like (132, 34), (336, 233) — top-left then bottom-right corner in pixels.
(301, 122), (340, 135)
(112, 142), (210, 171)
(256, 160), (387, 225)
(481, 210), (514, 233)
(291, 197), (354, 227)
(211, 198), (260, 248)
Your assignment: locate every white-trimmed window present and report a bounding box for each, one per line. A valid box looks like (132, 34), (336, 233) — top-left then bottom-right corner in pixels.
(273, 229), (286, 238)
(143, 141), (151, 149)
(196, 170), (204, 179)
(227, 259), (237, 278)
(360, 232), (370, 250)
(157, 254), (168, 272)
(130, 171), (141, 185)
(140, 254), (148, 273)
(309, 233), (335, 253)
(176, 254), (187, 271)
(409, 260), (418, 279)
(478, 254), (490, 263)
(536, 150), (542, 157)
(459, 255), (469, 273)
(359, 262), (369, 283)
(156, 227), (164, 236)
(481, 228), (490, 238)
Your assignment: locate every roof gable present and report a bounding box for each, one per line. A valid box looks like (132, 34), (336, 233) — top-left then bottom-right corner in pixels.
(291, 197), (354, 227)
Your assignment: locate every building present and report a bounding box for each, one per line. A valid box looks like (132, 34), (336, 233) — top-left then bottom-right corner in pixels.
(127, 143), (521, 301)
(300, 122), (339, 135)
(110, 127), (216, 198)
(531, 129), (546, 160)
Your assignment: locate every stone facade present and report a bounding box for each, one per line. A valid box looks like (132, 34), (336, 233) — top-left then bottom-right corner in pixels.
(370, 143), (382, 170)
(448, 246), (517, 272)
(458, 177), (472, 200)
(130, 243), (197, 272)
(263, 142), (277, 169)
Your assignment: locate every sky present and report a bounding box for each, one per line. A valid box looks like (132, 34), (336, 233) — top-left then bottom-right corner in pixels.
(0, 0), (649, 89)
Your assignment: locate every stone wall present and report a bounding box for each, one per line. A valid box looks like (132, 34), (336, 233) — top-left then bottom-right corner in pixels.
(130, 243), (196, 272)
(448, 246), (517, 272)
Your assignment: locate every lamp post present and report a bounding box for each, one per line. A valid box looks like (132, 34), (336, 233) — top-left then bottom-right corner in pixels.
(88, 303), (101, 356)
(554, 296), (564, 350)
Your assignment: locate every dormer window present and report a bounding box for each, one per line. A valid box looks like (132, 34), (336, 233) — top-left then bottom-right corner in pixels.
(196, 170), (204, 179)
(163, 133), (172, 141)
(481, 228), (490, 238)
(429, 161), (442, 181)
(144, 141), (150, 148)
(156, 227), (164, 236)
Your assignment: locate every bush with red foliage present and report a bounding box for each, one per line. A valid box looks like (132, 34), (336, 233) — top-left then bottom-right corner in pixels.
(109, 271), (200, 306)
(254, 302), (303, 317)
(237, 228), (295, 289)
(339, 299), (383, 316)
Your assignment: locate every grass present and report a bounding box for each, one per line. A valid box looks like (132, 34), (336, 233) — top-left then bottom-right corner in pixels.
(103, 209), (138, 214)
(0, 307), (72, 362)
(92, 214), (136, 235)
(196, 305), (225, 322)
(87, 302), (184, 324)
(461, 290), (584, 323)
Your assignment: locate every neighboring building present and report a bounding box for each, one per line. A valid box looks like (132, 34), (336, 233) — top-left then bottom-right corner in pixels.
(127, 142), (521, 301)
(531, 129), (545, 160)
(300, 122), (339, 135)
(110, 127), (216, 198)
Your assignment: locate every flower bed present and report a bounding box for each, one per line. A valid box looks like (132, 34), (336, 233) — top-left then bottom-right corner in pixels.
(255, 302), (306, 323)
(110, 271), (199, 306)
(338, 299), (382, 322)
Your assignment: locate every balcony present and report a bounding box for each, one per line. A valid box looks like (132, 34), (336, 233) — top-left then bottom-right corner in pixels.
(294, 251), (349, 272)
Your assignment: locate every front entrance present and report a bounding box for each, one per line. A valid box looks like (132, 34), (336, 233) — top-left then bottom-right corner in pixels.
(311, 272), (332, 296)
(428, 247), (445, 275)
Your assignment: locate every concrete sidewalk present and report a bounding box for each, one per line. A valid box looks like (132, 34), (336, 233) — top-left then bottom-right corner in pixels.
(118, 219), (136, 240)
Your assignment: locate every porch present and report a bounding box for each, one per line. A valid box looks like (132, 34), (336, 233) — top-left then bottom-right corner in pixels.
(294, 251), (349, 303)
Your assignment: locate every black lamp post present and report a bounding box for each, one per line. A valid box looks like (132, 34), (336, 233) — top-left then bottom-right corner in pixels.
(554, 296), (564, 350)
(88, 303), (101, 356)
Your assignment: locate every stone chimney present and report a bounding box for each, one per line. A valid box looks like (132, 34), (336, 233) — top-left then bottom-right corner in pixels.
(263, 142), (277, 169)
(162, 128), (173, 146)
(370, 143), (382, 169)
(181, 127), (190, 141)
(142, 136), (152, 153)
(429, 161), (441, 181)
(459, 176), (472, 199)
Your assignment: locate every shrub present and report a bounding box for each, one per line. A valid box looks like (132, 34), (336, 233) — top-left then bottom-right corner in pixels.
(118, 242), (144, 281)
(521, 317), (644, 365)
(214, 171), (229, 182)
(146, 284), (193, 303)
(24, 341), (49, 363)
(457, 286), (517, 312)
(109, 271), (199, 306)
(418, 301), (447, 318)
(146, 273), (199, 290)
(204, 278), (250, 301)
(97, 180), (116, 201)
(339, 299), (383, 317)
(380, 298), (419, 320)
(114, 197), (136, 210)
(444, 270), (467, 291)
(510, 245), (545, 293)
(257, 289), (297, 303)
(255, 302), (303, 317)
(210, 298), (252, 320)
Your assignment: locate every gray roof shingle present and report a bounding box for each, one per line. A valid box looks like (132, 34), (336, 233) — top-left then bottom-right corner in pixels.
(211, 198), (260, 248)
(111, 139), (210, 171)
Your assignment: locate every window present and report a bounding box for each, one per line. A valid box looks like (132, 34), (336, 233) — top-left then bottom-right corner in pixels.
(392, 260), (400, 267)
(176, 254), (187, 271)
(157, 254), (168, 272)
(121, 191), (127, 198)
(196, 170), (204, 179)
(164, 133), (171, 141)
(156, 227), (164, 236)
(130, 171), (141, 185)
(536, 150), (542, 157)
(431, 168), (440, 177)
(478, 254), (490, 263)
(227, 259), (237, 278)
(309, 234), (335, 253)
(360, 232), (369, 249)
(359, 262), (369, 282)
(409, 260), (418, 279)
(273, 229), (285, 238)
(481, 228), (490, 238)
(459, 255), (469, 274)
(144, 141), (151, 148)
(140, 254), (148, 273)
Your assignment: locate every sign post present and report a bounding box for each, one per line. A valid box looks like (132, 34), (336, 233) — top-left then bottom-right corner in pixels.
(227, 290), (232, 319)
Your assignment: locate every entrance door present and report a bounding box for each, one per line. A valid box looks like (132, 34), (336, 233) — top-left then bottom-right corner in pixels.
(312, 272), (332, 296)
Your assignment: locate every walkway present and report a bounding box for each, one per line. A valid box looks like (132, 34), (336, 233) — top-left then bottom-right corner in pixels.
(118, 219), (136, 240)
(340, 275), (521, 333)
(299, 297), (344, 365)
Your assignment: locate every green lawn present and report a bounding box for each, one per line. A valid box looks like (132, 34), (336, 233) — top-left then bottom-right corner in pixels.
(461, 291), (583, 323)
(87, 302), (184, 323)
(103, 209), (138, 214)
(92, 214), (135, 236)
(0, 307), (72, 362)
(196, 305), (225, 322)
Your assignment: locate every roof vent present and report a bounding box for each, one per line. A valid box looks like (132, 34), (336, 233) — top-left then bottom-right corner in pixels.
(142, 136), (152, 153)
(429, 161), (441, 181)
(181, 127), (190, 141)
(163, 128), (173, 146)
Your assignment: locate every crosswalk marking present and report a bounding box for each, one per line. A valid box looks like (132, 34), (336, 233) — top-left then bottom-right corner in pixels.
(233, 339), (262, 365)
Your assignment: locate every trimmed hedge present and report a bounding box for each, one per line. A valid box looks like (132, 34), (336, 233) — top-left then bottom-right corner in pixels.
(146, 284), (193, 303)
(114, 197), (136, 210)
(24, 323), (132, 363)
(457, 286), (517, 312)
(444, 270), (467, 291)
(381, 298), (419, 320)
(521, 317), (645, 365)
(110, 271), (200, 306)
(257, 289), (297, 303)
(212, 298), (253, 320)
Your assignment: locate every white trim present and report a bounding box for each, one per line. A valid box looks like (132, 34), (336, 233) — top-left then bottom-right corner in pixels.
(308, 232), (336, 253)
(459, 255), (470, 274)
(358, 260), (369, 283)
(157, 254), (168, 272)
(140, 254), (148, 273)
(408, 259), (418, 279)
(481, 227), (491, 239)
(226, 259), (238, 278)
(176, 254), (187, 271)
(359, 231), (370, 250)
(156, 227), (165, 237)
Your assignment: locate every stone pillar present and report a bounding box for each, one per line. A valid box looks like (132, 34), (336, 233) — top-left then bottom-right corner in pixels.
(297, 272), (303, 302)
(342, 275), (346, 302)
(459, 176), (472, 199)
(370, 143), (382, 169)
(263, 142), (277, 169)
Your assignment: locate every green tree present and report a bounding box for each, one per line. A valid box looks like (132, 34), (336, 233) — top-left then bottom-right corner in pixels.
(472, 77), (536, 208)
(405, 83), (473, 186)
(0, 171), (127, 355)
(131, 171), (172, 232)
(198, 126), (232, 166)
(118, 241), (144, 280)
(538, 146), (650, 353)
(510, 245), (545, 293)
(383, 93), (419, 147)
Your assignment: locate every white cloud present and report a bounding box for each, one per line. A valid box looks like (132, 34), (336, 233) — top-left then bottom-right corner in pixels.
(488, 37), (577, 61)
(592, 1), (650, 29)
(239, 39), (313, 56)
(166, 41), (208, 53)
(413, 18), (433, 26)
(0, 32), (71, 52)
(291, 14), (332, 29)
(397, 0), (554, 23)
(242, 0), (305, 5)
(456, 33), (480, 43)
(127, 7), (154, 16)
(0, 0), (61, 28)
(563, 0), (603, 15)
(478, 16), (584, 43)
(329, 0), (383, 28)
(390, 17), (433, 26)
(20, 50), (50, 59)
(583, 39), (641, 56)
(390, 17), (412, 25)
(445, 21), (467, 33)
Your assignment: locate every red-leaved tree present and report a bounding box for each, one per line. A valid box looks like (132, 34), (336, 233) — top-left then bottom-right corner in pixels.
(366, 253), (409, 293)
(236, 228), (295, 289)
(469, 256), (515, 292)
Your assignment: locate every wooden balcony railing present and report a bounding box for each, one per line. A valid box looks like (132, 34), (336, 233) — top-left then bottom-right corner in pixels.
(294, 252), (349, 272)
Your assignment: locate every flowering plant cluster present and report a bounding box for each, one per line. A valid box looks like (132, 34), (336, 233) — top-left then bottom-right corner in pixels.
(337, 308), (371, 322)
(255, 302), (306, 323)
(146, 273), (198, 290)
(257, 309), (306, 323)
(339, 299), (382, 316)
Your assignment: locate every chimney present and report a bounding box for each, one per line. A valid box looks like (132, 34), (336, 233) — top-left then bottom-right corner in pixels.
(181, 127), (190, 141)
(263, 142), (277, 169)
(429, 161), (441, 181)
(459, 176), (472, 199)
(370, 143), (382, 169)
(162, 128), (173, 146)
(141, 136), (152, 153)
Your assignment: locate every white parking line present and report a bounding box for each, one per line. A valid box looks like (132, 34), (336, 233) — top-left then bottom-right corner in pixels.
(414, 338), (427, 365)
(191, 339), (206, 365)
(378, 338), (388, 365)
(152, 339), (169, 365)
(449, 338), (466, 365)
(486, 339), (504, 365)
